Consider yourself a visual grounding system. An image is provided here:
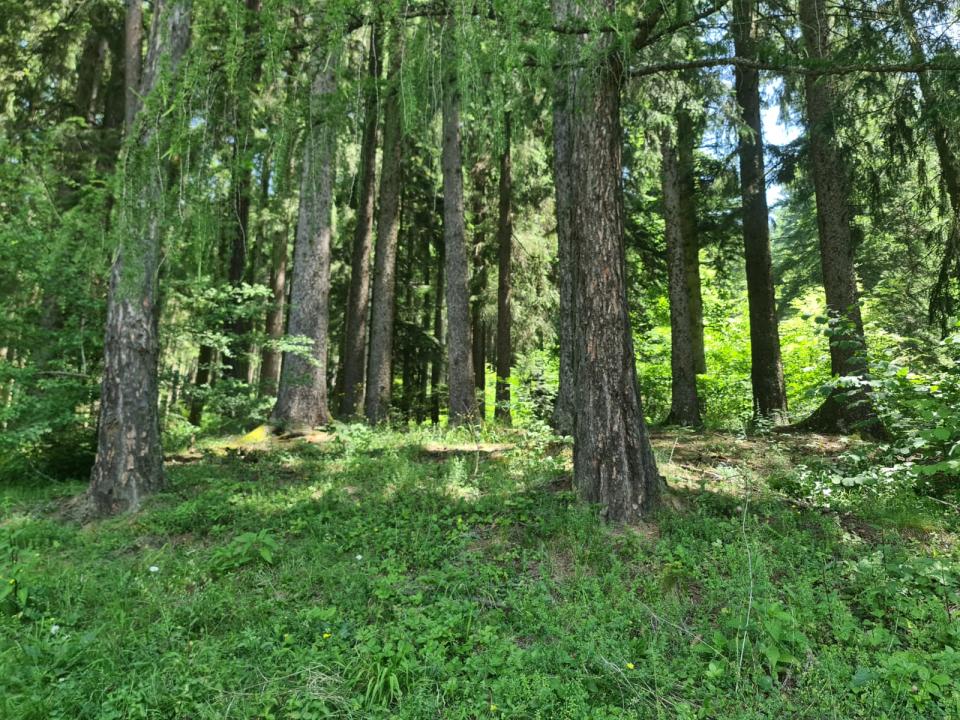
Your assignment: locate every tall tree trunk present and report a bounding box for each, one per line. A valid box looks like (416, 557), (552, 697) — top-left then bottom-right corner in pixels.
(223, 0), (263, 383)
(364, 34), (404, 424)
(797, 0), (885, 438)
(898, 0), (960, 331)
(565, 0), (661, 522)
(88, 0), (191, 516)
(441, 14), (475, 425)
(661, 127), (701, 426)
(550, 30), (576, 437)
(495, 112), (513, 424)
(733, 0), (789, 422)
(471, 163), (488, 420)
(272, 55), (338, 430)
(676, 106), (706, 376)
(123, 0), (143, 132)
(431, 234), (445, 425)
(340, 26), (383, 417)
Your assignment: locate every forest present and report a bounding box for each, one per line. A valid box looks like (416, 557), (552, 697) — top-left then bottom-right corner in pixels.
(1, 0), (960, 717)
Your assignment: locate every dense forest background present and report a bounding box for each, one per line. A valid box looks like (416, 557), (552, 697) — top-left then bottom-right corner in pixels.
(3, 0), (960, 501)
(2, 1), (960, 717)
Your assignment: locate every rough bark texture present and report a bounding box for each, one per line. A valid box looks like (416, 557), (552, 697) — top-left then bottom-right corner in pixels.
(123, 0), (143, 132)
(88, 0), (191, 516)
(566, 0), (661, 522)
(259, 222), (287, 397)
(550, 1), (577, 437)
(661, 129), (701, 426)
(733, 0), (789, 423)
(272, 57), (337, 430)
(797, 0), (885, 438)
(441, 15), (476, 425)
(340, 26), (382, 418)
(431, 235), (445, 425)
(495, 112), (513, 424)
(470, 163), (488, 420)
(676, 107), (706, 377)
(364, 36), (403, 425)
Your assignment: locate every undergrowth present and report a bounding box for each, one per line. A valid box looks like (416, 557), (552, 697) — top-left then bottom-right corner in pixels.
(1, 427), (958, 718)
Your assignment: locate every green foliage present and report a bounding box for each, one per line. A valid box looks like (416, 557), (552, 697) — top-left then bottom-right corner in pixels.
(1, 429), (958, 718)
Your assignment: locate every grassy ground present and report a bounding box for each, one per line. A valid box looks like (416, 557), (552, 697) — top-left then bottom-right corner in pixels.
(1, 425), (958, 719)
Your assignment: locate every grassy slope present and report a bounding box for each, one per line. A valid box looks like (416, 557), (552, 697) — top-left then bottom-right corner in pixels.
(1, 426), (958, 719)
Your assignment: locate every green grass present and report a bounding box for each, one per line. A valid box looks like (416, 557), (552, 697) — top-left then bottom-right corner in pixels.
(1, 426), (958, 719)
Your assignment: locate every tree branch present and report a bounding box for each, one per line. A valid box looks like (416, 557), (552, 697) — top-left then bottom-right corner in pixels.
(629, 55), (960, 77)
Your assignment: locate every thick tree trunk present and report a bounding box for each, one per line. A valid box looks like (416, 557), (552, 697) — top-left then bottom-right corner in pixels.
(272, 56), (338, 430)
(565, 0), (661, 522)
(340, 26), (382, 418)
(550, 15), (576, 437)
(661, 128), (701, 426)
(88, 0), (191, 516)
(797, 0), (885, 438)
(495, 112), (513, 424)
(364, 35), (404, 424)
(441, 15), (476, 425)
(733, 0), (789, 423)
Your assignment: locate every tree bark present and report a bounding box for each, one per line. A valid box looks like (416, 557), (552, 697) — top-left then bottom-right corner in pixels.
(364, 33), (404, 425)
(565, 0), (661, 522)
(272, 55), (338, 430)
(471, 162), (488, 420)
(661, 127), (701, 426)
(340, 26), (383, 418)
(797, 0), (885, 438)
(223, 0), (263, 383)
(551, 5), (576, 437)
(676, 107), (706, 377)
(88, 0), (191, 516)
(898, 0), (960, 331)
(123, 0), (143, 132)
(732, 0), (789, 423)
(431, 234), (445, 425)
(495, 112), (513, 424)
(441, 14), (476, 425)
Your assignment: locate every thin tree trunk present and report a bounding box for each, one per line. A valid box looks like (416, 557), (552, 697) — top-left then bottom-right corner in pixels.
(551, 41), (576, 437)
(676, 106), (706, 376)
(495, 112), (513, 424)
(797, 0), (885, 438)
(364, 33), (404, 424)
(88, 0), (191, 516)
(565, 0), (661, 522)
(123, 0), (142, 132)
(441, 14), (475, 425)
(898, 0), (960, 331)
(188, 344), (214, 426)
(272, 54), (338, 430)
(733, 0), (789, 423)
(431, 234), (445, 425)
(471, 163), (488, 420)
(340, 26), (383, 417)
(661, 127), (701, 426)
(223, 0), (263, 383)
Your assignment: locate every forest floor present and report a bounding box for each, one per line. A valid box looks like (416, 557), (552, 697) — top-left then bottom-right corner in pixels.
(1, 426), (958, 719)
